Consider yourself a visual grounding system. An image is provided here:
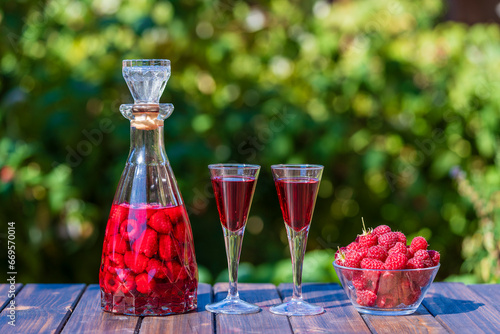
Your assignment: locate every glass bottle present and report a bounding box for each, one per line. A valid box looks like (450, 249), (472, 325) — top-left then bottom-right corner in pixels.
(99, 59), (198, 316)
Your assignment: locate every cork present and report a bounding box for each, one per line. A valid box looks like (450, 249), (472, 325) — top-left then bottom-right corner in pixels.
(130, 105), (162, 130)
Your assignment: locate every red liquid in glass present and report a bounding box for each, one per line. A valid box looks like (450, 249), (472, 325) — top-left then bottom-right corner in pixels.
(99, 203), (198, 315)
(211, 176), (256, 232)
(275, 178), (320, 232)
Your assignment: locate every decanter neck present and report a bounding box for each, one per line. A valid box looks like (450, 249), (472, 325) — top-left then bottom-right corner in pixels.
(128, 123), (168, 165)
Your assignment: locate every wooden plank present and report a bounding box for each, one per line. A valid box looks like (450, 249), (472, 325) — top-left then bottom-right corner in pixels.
(139, 283), (213, 334)
(278, 283), (370, 334)
(0, 283), (85, 334)
(362, 304), (448, 334)
(469, 284), (500, 313)
(214, 283), (292, 333)
(61, 284), (139, 334)
(0, 284), (23, 312)
(422, 282), (500, 333)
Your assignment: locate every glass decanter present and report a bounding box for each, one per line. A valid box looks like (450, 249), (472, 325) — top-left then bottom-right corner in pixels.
(99, 59), (198, 316)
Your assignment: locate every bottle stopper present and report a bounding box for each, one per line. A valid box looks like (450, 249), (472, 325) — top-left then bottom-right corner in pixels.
(120, 59), (174, 130)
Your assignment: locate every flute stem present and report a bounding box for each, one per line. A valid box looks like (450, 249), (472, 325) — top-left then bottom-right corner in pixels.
(224, 227), (244, 298)
(286, 226), (308, 301)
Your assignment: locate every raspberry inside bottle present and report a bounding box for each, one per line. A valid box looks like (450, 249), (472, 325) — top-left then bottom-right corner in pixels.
(100, 59), (198, 316)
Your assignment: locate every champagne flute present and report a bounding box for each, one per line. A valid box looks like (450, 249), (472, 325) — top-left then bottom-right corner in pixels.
(205, 164), (261, 314)
(270, 164), (324, 316)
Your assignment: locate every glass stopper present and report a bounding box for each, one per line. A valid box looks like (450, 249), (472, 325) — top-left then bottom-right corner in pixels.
(122, 59), (171, 104)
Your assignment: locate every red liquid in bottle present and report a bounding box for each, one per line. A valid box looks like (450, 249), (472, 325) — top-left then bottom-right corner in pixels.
(275, 178), (320, 232)
(99, 203), (198, 315)
(211, 176), (256, 232)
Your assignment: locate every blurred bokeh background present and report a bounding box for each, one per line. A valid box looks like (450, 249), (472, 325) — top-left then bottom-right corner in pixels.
(1, 0), (500, 285)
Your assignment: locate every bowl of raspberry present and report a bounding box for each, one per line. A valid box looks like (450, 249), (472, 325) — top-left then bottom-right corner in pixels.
(333, 222), (440, 316)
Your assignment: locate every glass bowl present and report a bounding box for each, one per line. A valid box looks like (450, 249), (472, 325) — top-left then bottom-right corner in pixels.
(333, 261), (440, 315)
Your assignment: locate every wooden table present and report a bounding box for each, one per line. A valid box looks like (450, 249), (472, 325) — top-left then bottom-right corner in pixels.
(1, 282), (499, 333)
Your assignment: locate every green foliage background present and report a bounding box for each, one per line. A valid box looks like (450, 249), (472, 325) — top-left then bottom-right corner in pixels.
(1, 0), (500, 284)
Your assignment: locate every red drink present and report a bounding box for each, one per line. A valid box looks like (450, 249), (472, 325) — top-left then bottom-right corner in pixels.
(99, 203), (198, 315)
(211, 176), (256, 232)
(275, 178), (320, 232)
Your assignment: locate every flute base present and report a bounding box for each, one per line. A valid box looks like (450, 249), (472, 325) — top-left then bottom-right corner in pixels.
(270, 299), (324, 316)
(206, 296), (260, 314)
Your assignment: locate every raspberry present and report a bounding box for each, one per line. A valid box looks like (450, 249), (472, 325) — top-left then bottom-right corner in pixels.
(408, 261), (432, 287)
(159, 234), (178, 262)
(335, 249), (354, 280)
(132, 228), (158, 258)
(107, 205), (129, 236)
(132, 207), (149, 223)
(406, 257), (425, 269)
(367, 245), (388, 262)
(346, 242), (360, 251)
(427, 250), (440, 266)
(147, 258), (167, 279)
(388, 242), (407, 256)
(136, 272), (157, 294)
(335, 250), (351, 267)
(423, 259), (434, 268)
(365, 280), (379, 293)
(114, 269), (136, 294)
(336, 247), (367, 268)
(414, 249), (431, 261)
(124, 251), (149, 273)
(146, 205), (161, 219)
(377, 271), (397, 295)
(360, 258), (384, 287)
(358, 233), (377, 249)
(378, 232), (399, 250)
(173, 221), (187, 242)
(360, 258), (385, 270)
(385, 253), (408, 270)
(413, 269), (433, 287)
(407, 245), (415, 258)
(410, 236), (428, 253)
(357, 247), (368, 258)
(120, 219), (144, 241)
(341, 267), (356, 281)
(352, 278), (365, 291)
(352, 271), (367, 290)
(402, 291), (420, 306)
(344, 250), (365, 268)
(103, 273), (119, 294)
(393, 231), (407, 245)
(108, 253), (125, 268)
(357, 220), (378, 249)
(105, 258), (125, 275)
(103, 270), (136, 295)
(177, 264), (189, 281)
(107, 235), (128, 254)
(373, 225), (391, 236)
(165, 260), (185, 282)
(335, 247), (347, 263)
(376, 294), (398, 308)
(356, 290), (377, 307)
(398, 276), (415, 305)
(148, 211), (173, 234)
